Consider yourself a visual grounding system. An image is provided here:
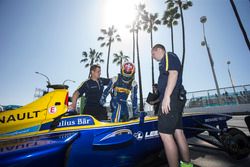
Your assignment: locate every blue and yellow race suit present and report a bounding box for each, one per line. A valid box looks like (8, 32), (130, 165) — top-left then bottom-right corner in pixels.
(100, 74), (138, 122)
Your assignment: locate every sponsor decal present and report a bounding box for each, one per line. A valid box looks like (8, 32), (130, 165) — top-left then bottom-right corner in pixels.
(0, 126), (40, 137)
(134, 131), (144, 141)
(145, 130), (159, 139)
(0, 140), (57, 154)
(134, 130), (159, 141)
(204, 116), (227, 123)
(39, 116), (95, 130)
(58, 120), (76, 127)
(48, 106), (57, 114)
(0, 111), (41, 124)
(57, 116), (94, 128)
(100, 129), (132, 141)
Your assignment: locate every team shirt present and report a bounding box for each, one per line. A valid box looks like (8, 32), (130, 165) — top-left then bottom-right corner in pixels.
(158, 52), (182, 100)
(77, 78), (110, 107)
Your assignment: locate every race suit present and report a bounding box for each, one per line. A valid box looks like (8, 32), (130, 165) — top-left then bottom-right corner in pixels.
(100, 74), (138, 122)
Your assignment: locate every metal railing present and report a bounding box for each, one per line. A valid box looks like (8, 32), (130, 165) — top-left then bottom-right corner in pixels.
(76, 84), (250, 115)
(185, 84), (250, 108)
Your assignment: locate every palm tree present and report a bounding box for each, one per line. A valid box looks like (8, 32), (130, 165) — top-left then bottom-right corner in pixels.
(164, 0), (193, 73)
(135, 3), (146, 111)
(141, 12), (161, 86)
(230, 0), (250, 51)
(97, 26), (121, 78)
(126, 22), (136, 64)
(113, 51), (130, 72)
(80, 48), (104, 77)
(162, 5), (180, 52)
(175, 0), (193, 73)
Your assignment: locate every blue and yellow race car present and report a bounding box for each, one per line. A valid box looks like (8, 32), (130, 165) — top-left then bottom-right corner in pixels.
(0, 84), (249, 167)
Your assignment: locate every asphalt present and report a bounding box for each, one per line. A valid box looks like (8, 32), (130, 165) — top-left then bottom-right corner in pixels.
(158, 115), (250, 167)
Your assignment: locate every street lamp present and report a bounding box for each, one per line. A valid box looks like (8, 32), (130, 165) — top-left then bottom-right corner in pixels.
(227, 61), (238, 103)
(63, 79), (76, 85)
(200, 16), (222, 104)
(35, 72), (51, 85)
(35, 72), (51, 92)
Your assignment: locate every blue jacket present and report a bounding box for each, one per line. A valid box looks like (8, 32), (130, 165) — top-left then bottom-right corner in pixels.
(100, 74), (138, 114)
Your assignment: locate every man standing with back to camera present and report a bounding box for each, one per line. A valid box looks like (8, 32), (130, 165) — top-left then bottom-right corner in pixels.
(151, 44), (193, 167)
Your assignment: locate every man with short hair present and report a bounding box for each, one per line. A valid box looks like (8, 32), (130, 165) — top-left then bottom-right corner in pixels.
(69, 64), (110, 121)
(151, 44), (192, 167)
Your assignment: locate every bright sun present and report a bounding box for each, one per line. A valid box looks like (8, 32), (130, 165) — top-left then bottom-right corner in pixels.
(103, 0), (142, 28)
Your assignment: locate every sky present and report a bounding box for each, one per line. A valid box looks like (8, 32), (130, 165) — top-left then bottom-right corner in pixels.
(0, 0), (249, 105)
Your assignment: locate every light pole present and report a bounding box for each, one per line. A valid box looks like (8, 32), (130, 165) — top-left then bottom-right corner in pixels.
(200, 16), (222, 104)
(35, 72), (51, 92)
(227, 61), (239, 104)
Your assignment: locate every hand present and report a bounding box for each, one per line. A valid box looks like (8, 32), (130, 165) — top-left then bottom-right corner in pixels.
(149, 101), (154, 105)
(99, 98), (106, 106)
(161, 96), (171, 114)
(133, 109), (140, 118)
(68, 104), (75, 111)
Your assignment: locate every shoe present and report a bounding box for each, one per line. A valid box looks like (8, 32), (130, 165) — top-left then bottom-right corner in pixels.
(180, 161), (193, 167)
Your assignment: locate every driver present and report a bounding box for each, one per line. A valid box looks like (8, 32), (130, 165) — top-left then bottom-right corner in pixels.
(100, 62), (139, 122)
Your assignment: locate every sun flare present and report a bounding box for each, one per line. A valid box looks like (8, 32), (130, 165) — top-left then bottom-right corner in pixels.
(103, 0), (142, 28)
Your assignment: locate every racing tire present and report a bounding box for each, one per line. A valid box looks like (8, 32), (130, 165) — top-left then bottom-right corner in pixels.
(227, 128), (246, 136)
(245, 116), (250, 133)
(222, 128), (250, 160)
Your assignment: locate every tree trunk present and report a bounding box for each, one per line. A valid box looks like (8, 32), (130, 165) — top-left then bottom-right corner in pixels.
(90, 59), (94, 66)
(133, 30), (135, 63)
(107, 38), (112, 78)
(136, 30), (144, 111)
(150, 28), (155, 88)
(120, 58), (122, 73)
(230, 0), (250, 51)
(170, 24), (174, 52)
(179, 1), (186, 74)
(89, 59), (94, 78)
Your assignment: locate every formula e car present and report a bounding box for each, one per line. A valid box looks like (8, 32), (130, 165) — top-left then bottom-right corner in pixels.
(0, 84), (249, 167)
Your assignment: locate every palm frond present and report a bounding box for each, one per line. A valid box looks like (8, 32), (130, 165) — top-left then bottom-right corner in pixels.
(155, 20), (161, 25)
(187, 1), (193, 7)
(142, 24), (147, 31)
(80, 58), (88, 63)
(97, 36), (104, 41)
(167, 2), (175, 9)
(113, 58), (119, 63)
(173, 20), (178, 26)
(113, 52), (119, 56)
(101, 29), (107, 34)
(174, 13), (181, 19)
(115, 34), (120, 38)
(165, 0), (173, 4)
(153, 26), (158, 31)
(101, 43), (106, 47)
(82, 51), (88, 57)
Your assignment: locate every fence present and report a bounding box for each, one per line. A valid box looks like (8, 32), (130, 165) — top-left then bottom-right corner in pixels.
(185, 84), (250, 108)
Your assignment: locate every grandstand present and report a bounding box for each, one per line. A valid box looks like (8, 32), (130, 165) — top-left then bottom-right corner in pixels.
(185, 84), (250, 114)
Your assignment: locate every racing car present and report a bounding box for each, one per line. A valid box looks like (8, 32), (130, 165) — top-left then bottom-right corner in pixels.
(0, 83), (249, 167)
